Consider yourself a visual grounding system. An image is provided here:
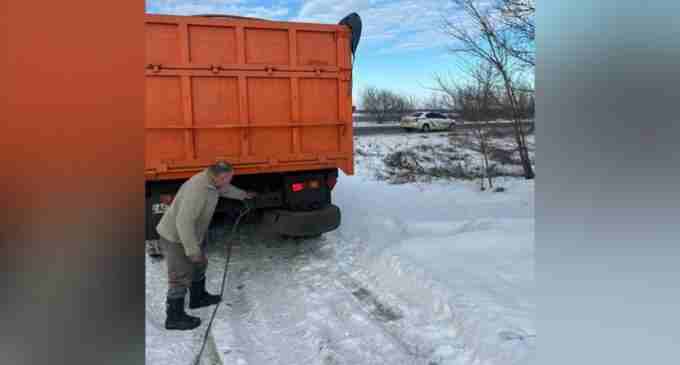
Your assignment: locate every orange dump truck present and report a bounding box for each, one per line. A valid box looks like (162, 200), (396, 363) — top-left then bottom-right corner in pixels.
(145, 13), (362, 240)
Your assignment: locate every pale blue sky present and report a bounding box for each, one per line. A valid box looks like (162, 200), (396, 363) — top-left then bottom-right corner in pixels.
(146, 0), (469, 106)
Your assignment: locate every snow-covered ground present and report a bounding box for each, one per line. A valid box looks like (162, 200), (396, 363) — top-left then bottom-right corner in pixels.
(330, 176), (535, 364)
(458, 119), (531, 125)
(146, 131), (535, 365)
(355, 131), (535, 184)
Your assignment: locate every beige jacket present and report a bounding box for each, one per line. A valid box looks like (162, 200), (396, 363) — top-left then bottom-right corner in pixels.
(156, 169), (248, 257)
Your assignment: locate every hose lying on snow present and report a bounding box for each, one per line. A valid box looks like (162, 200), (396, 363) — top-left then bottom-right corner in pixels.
(193, 200), (253, 365)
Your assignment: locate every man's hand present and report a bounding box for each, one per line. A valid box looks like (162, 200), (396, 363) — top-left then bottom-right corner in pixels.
(189, 253), (207, 264)
(245, 191), (258, 199)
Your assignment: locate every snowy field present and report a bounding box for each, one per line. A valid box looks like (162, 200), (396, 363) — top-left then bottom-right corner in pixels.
(146, 131), (535, 365)
(355, 130), (535, 184)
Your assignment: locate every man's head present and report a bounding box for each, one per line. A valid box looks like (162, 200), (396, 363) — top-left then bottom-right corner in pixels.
(207, 161), (234, 188)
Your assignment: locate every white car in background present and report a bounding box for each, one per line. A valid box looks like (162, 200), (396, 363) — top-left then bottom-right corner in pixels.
(400, 111), (458, 132)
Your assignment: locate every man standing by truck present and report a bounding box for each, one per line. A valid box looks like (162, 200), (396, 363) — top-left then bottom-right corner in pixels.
(156, 161), (257, 330)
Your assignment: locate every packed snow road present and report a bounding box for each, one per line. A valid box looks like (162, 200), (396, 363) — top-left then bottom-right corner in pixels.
(147, 131), (535, 365)
(147, 222), (428, 365)
(146, 179), (534, 365)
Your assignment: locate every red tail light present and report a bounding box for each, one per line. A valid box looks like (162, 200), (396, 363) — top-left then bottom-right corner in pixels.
(291, 183), (305, 192)
(327, 176), (337, 190)
(159, 194), (174, 204)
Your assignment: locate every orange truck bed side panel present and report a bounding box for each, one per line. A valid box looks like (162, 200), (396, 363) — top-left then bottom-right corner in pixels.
(144, 14), (355, 181)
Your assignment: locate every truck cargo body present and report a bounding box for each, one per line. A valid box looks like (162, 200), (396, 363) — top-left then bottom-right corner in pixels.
(144, 13), (356, 240)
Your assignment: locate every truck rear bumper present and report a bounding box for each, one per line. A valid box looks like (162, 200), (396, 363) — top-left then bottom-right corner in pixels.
(263, 204), (341, 237)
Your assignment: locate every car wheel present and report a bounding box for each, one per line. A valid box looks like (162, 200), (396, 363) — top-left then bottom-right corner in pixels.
(422, 124), (431, 132)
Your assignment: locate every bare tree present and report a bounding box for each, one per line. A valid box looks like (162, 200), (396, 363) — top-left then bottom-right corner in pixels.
(361, 87), (385, 122)
(423, 92), (454, 110)
(398, 94), (419, 115)
(470, 62), (501, 190)
(494, 0), (535, 68)
(432, 66), (499, 122)
(405, 94), (421, 111)
(432, 60), (499, 189)
(512, 78), (534, 120)
(431, 72), (458, 104)
(361, 86), (417, 123)
(442, 0), (534, 179)
(449, 62), (500, 189)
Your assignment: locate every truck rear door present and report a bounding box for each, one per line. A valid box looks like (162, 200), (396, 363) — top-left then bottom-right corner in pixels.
(144, 14), (355, 181)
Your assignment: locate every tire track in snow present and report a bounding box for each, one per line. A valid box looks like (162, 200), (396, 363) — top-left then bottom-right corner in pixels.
(209, 228), (425, 365)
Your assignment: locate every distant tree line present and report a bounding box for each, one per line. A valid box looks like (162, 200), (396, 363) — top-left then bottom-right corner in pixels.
(358, 85), (533, 123)
(358, 87), (416, 123)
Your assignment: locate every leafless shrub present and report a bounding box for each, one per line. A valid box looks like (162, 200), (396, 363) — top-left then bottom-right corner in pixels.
(361, 86), (417, 123)
(441, 0), (535, 179)
(487, 145), (518, 165)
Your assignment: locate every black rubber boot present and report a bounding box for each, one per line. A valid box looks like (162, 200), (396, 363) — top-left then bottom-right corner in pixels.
(189, 278), (222, 309)
(165, 297), (201, 330)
